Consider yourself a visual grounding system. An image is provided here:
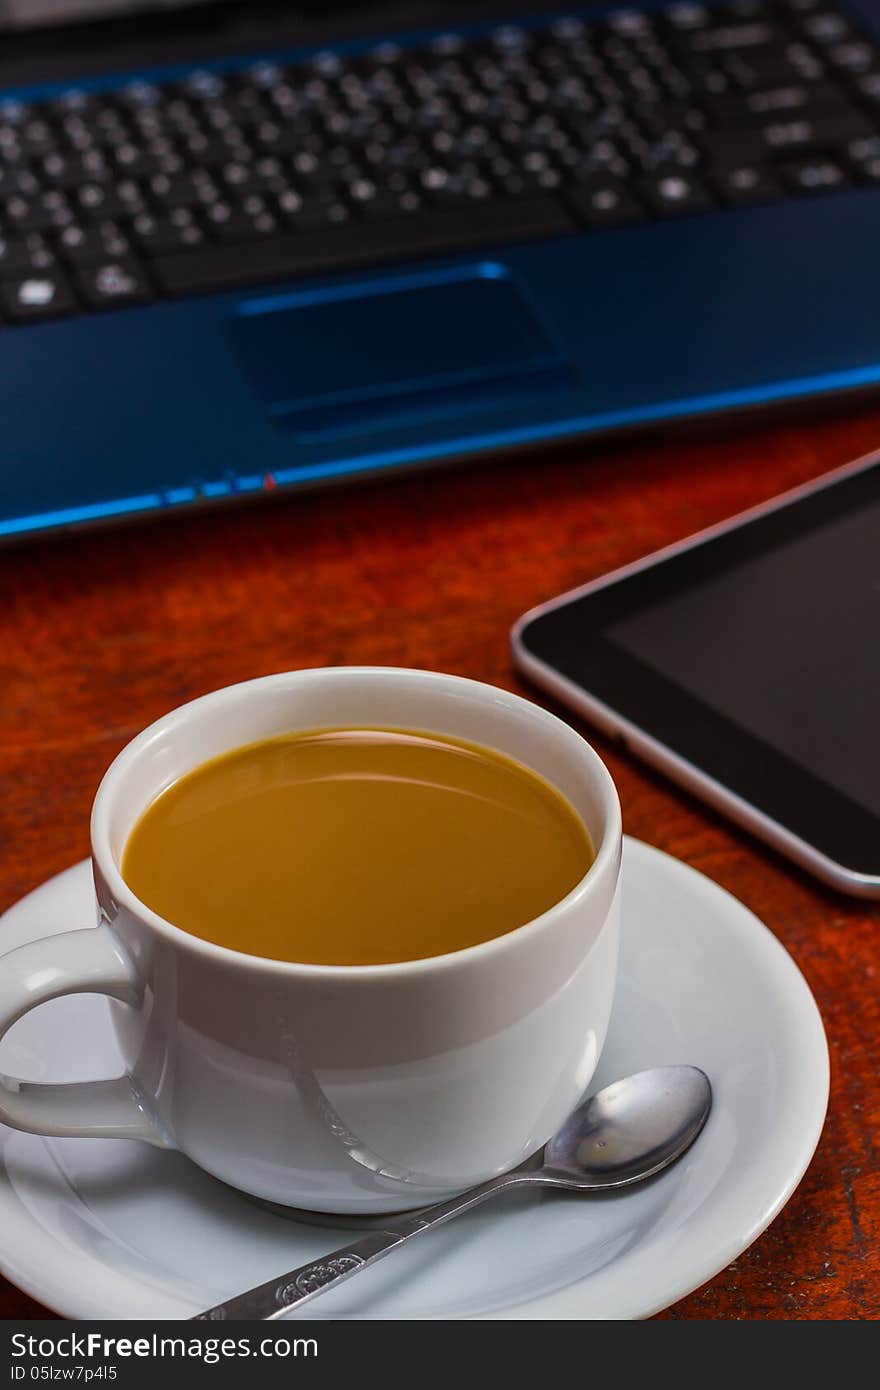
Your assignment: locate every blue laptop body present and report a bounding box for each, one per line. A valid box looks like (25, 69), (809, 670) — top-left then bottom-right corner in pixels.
(3, 0), (880, 540)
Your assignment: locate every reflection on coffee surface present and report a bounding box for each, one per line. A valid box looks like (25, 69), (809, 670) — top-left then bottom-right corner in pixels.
(122, 727), (594, 965)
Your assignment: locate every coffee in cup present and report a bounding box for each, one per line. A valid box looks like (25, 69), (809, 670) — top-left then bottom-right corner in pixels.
(122, 726), (595, 966)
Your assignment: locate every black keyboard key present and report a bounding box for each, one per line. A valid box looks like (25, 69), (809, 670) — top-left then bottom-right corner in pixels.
(0, 133), (23, 166)
(177, 68), (228, 101)
(0, 164), (41, 198)
(700, 128), (766, 163)
(761, 112), (874, 152)
(487, 155), (567, 196)
(147, 171), (208, 208)
(86, 115), (132, 151)
(111, 143), (171, 179)
(289, 150), (345, 192)
(45, 88), (102, 119)
(271, 187), (305, 222)
(75, 180), (146, 220)
(726, 0), (768, 17)
(129, 208), (207, 254)
(567, 179), (647, 226)
(0, 232), (56, 276)
(39, 149), (110, 187)
(780, 156), (849, 191)
(430, 173), (497, 206)
(605, 9), (655, 36)
(723, 43), (825, 87)
(0, 97), (31, 125)
(681, 62), (734, 98)
(357, 188), (423, 219)
(639, 133), (702, 171)
(847, 133), (880, 159)
(684, 21), (779, 52)
(3, 191), (73, 233)
(15, 118), (58, 157)
(115, 81), (163, 110)
(845, 133), (880, 184)
(704, 81), (854, 121)
(663, 5), (714, 32)
(219, 160), (278, 196)
(201, 198), (281, 241)
(853, 154), (880, 181)
(244, 156), (293, 194)
(153, 196), (575, 296)
(0, 235), (31, 277)
(800, 12), (852, 44)
(75, 257), (153, 309)
(642, 169), (716, 213)
(853, 71), (880, 104)
(0, 269), (77, 322)
(703, 110), (874, 162)
(634, 100), (707, 136)
(713, 162), (785, 202)
(284, 198), (353, 231)
(247, 121), (310, 159)
(826, 42), (875, 74)
(743, 81), (846, 115)
(55, 220), (131, 265)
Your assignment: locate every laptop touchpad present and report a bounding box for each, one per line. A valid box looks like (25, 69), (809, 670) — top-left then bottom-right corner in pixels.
(229, 266), (573, 438)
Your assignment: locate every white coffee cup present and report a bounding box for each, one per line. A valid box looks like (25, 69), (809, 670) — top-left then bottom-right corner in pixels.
(0, 668), (621, 1214)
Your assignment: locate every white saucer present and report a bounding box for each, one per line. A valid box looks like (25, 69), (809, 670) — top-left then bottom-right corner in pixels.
(0, 839), (828, 1321)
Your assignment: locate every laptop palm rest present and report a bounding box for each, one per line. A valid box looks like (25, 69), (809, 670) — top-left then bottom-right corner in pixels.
(229, 265), (574, 440)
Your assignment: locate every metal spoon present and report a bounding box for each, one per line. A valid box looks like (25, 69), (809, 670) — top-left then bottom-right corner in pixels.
(194, 1065), (711, 1321)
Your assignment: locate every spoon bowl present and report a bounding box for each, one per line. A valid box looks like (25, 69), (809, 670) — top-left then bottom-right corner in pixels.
(544, 1065), (712, 1187)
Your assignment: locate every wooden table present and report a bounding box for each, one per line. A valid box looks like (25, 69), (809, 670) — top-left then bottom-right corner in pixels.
(2, 407), (879, 1321)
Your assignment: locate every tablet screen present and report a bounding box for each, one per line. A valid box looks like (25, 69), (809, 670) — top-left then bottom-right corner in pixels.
(515, 457), (880, 884)
(609, 498), (880, 818)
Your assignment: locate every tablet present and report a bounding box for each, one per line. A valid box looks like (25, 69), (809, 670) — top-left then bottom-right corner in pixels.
(512, 451), (880, 898)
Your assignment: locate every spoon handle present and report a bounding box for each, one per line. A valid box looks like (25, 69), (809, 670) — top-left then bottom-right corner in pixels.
(193, 1169), (531, 1321)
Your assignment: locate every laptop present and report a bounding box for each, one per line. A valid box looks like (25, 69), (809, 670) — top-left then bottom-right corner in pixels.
(3, 0), (880, 541)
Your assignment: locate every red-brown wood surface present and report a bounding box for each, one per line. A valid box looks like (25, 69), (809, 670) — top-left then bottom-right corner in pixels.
(1, 409), (879, 1321)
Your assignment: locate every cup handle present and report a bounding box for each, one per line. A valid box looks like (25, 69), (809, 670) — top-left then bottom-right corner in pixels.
(0, 927), (168, 1145)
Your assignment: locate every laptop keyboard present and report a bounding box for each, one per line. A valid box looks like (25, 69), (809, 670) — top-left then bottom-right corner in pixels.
(1, 0), (880, 323)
